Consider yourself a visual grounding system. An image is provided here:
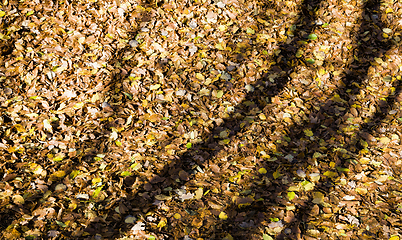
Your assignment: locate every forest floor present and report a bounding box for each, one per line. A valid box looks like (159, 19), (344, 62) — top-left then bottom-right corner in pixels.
(1, 0), (402, 239)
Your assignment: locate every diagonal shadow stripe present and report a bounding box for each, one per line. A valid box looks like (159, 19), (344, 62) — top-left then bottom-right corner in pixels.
(96, 0), (326, 238)
(14, 0), (396, 238)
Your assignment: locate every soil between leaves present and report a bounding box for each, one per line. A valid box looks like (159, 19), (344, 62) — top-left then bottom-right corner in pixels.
(1, 0), (402, 239)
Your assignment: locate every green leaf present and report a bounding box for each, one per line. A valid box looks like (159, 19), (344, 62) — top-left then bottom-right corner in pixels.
(130, 162), (142, 171)
(322, 23), (329, 27)
(308, 34), (318, 40)
(70, 170), (80, 179)
(148, 236), (156, 240)
(263, 234), (274, 240)
(336, 167), (350, 172)
(93, 186), (103, 198)
(121, 171), (132, 177)
(186, 142), (192, 149)
(222, 139), (230, 144)
(306, 58), (315, 64)
(55, 220), (67, 228)
(123, 92), (133, 100)
(296, 50), (304, 58)
(53, 156), (64, 162)
(26, 11), (35, 16)
(287, 191), (296, 201)
(269, 217), (279, 222)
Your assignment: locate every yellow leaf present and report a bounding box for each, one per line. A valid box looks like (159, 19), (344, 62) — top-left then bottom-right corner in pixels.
(288, 185), (300, 192)
(174, 213), (181, 219)
(194, 188), (203, 199)
(53, 153), (65, 162)
(302, 181), (315, 191)
(318, 68), (326, 76)
(355, 187), (368, 195)
(223, 234), (234, 240)
(91, 93), (100, 103)
(287, 191), (296, 201)
(150, 84), (161, 90)
(258, 113), (266, 120)
(215, 43), (225, 50)
(304, 129), (313, 137)
(106, 33), (114, 39)
(157, 220), (166, 228)
(386, 7), (393, 14)
(32, 165), (44, 175)
(8, 228), (21, 238)
(73, 102), (84, 110)
(92, 177), (102, 185)
(380, 137), (390, 145)
(312, 191), (324, 204)
(377, 175), (388, 182)
(389, 236), (400, 240)
(246, 27), (255, 34)
(69, 202), (77, 210)
(13, 195), (25, 205)
(273, 169), (281, 179)
(323, 171), (338, 178)
(50, 170), (66, 181)
(258, 168), (267, 174)
(218, 25), (227, 32)
(198, 88), (210, 96)
(216, 90), (224, 98)
(196, 73), (205, 81)
(115, 140), (122, 146)
(13, 124), (26, 133)
(359, 157), (370, 164)
(0, 11), (6, 17)
(219, 211), (228, 220)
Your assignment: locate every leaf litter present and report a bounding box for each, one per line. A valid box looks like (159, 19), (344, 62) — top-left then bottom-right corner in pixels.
(0, 0), (402, 239)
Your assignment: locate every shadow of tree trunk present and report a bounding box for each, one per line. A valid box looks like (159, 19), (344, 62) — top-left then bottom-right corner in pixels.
(0, 0), (400, 239)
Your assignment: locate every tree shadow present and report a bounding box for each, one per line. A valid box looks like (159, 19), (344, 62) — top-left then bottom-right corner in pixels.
(0, 0), (400, 239)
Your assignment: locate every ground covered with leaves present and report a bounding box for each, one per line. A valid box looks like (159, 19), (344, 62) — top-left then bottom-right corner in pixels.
(1, 0), (402, 239)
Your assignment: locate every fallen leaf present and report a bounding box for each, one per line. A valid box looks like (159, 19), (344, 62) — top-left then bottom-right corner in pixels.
(219, 211), (228, 220)
(287, 191), (296, 201)
(12, 195), (25, 205)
